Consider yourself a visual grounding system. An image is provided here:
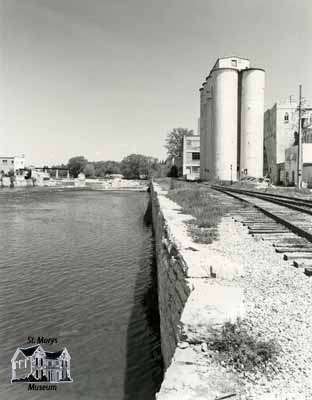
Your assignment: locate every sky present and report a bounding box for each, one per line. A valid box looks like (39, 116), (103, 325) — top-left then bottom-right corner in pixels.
(1, 0), (312, 166)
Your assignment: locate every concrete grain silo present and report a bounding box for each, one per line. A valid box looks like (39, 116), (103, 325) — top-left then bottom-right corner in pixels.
(240, 68), (265, 178)
(199, 86), (205, 179)
(199, 82), (207, 180)
(211, 68), (238, 181)
(204, 75), (213, 180)
(198, 56), (264, 182)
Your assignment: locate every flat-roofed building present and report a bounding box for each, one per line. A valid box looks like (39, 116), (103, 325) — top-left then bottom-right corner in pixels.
(285, 143), (312, 187)
(264, 100), (312, 184)
(0, 155), (26, 175)
(182, 134), (200, 180)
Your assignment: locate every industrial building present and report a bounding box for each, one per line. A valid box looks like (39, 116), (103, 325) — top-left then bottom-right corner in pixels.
(264, 100), (312, 185)
(182, 134), (200, 180)
(199, 56), (265, 182)
(284, 143), (312, 187)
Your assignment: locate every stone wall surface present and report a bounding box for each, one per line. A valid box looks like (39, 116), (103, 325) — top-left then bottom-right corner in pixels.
(151, 182), (245, 400)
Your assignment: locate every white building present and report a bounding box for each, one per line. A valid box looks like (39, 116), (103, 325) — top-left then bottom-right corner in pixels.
(11, 345), (72, 383)
(285, 144), (312, 187)
(182, 135), (200, 180)
(0, 155), (26, 175)
(199, 56), (265, 182)
(264, 100), (312, 184)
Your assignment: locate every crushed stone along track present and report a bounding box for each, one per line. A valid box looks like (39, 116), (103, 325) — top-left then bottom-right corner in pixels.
(212, 186), (312, 276)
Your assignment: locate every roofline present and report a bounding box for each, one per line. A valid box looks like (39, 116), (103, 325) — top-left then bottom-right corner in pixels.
(265, 101), (298, 112)
(211, 67), (240, 73)
(215, 55), (251, 62)
(19, 345), (41, 351)
(212, 56), (250, 70)
(11, 345), (42, 362)
(241, 67), (265, 73)
(11, 348), (26, 363)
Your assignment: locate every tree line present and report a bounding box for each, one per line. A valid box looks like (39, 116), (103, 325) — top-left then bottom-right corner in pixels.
(51, 127), (193, 179)
(54, 154), (166, 179)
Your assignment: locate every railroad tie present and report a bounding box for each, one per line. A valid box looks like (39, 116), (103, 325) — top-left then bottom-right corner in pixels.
(260, 234), (298, 241)
(293, 260), (312, 268)
(304, 267), (312, 276)
(275, 242), (312, 246)
(283, 253), (312, 261)
(250, 229), (290, 235)
(275, 247), (312, 253)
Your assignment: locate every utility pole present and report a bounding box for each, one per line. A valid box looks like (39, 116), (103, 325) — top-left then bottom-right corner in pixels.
(297, 84), (302, 189)
(230, 164), (232, 185)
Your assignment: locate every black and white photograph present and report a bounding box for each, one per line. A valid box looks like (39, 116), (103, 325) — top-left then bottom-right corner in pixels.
(0, 0), (312, 399)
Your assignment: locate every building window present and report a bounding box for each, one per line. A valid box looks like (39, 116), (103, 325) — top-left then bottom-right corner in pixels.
(41, 358), (43, 366)
(11, 160), (14, 164)
(2, 160), (7, 164)
(192, 152), (200, 160)
(301, 117), (308, 128)
(231, 59), (237, 67)
(284, 112), (289, 123)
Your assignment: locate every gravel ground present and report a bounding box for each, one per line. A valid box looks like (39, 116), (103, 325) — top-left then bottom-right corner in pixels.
(211, 213), (312, 400)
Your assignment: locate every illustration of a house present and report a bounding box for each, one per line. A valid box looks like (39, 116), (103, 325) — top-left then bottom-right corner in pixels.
(11, 345), (72, 383)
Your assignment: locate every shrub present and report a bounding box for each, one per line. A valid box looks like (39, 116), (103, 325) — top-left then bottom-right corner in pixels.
(208, 320), (280, 373)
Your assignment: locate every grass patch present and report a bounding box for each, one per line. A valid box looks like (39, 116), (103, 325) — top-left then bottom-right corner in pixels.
(156, 178), (239, 244)
(208, 320), (280, 373)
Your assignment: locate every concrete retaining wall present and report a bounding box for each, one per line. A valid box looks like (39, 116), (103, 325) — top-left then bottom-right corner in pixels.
(150, 182), (244, 399)
(151, 183), (191, 369)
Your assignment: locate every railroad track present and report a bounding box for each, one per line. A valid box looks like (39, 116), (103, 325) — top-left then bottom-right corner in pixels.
(212, 185), (312, 276)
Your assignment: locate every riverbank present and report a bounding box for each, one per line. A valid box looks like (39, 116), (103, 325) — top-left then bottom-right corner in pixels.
(0, 178), (148, 191)
(152, 179), (312, 400)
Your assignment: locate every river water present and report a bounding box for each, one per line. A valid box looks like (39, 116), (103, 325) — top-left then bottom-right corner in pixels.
(0, 188), (163, 400)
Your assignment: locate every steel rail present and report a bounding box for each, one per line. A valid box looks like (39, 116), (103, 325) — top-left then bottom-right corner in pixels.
(212, 186), (312, 243)
(211, 185), (312, 207)
(212, 186), (312, 216)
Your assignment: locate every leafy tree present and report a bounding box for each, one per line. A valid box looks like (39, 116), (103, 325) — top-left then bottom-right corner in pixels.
(168, 165), (178, 177)
(83, 163), (95, 177)
(147, 157), (163, 178)
(93, 161), (121, 177)
(120, 154), (151, 179)
(165, 128), (194, 158)
(67, 156), (88, 178)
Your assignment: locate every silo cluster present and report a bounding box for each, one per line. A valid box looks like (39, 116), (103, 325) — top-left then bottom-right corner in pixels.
(199, 57), (265, 182)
